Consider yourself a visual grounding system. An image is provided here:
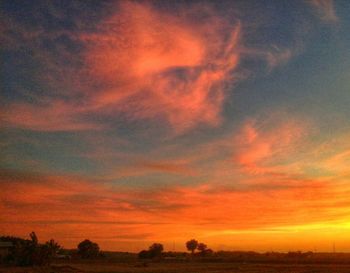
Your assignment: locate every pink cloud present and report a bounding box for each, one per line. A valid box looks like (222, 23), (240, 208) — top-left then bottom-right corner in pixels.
(97, 159), (197, 180)
(2, 101), (103, 131)
(233, 117), (307, 175)
(308, 0), (338, 22)
(2, 2), (241, 133)
(80, 2), (241, 132)
(136, 160), (197, 176)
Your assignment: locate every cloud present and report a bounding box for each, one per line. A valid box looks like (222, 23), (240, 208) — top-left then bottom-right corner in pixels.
(1, 2), (241, 133)
(312, 132), (350, 178)
(2, 141), (350, 250)
(265, 47), (295, 70)
(2, 101), (103, 132)
(3, 117), (350, 250)
(136, 160), (196, 176)
(173, 113), (311, 182)
(308, 0), (338, 22)
(233, 117), (307, 175)
(0, 169), (172, 248)
(2, 1), (326, 134)
(79, 2), (241, 132)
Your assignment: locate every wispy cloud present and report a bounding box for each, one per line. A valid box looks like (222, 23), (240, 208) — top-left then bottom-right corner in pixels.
(82, 2), (242, 133)
(308, 0), (338, 22)
(2, 119), (350, 248)
(3, 101), (104, 132)
(2, 1), (329, 134)
(2, 166), (350, 250)
(233, 116), (307, 175)
(1, 2), (242, 133)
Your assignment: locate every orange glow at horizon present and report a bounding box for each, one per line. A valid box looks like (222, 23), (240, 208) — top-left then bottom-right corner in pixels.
(2, 119), (350, 252)
(2, 170), (350, 252)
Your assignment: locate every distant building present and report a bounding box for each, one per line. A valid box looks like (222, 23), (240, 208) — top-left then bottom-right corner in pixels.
(0, 242), (13, 261)
(56, 254), (71, 260)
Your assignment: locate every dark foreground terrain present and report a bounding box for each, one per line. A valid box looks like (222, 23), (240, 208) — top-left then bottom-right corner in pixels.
(2, 261), (350, 273)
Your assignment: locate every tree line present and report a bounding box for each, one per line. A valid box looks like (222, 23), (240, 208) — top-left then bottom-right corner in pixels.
(137, 239), (213, 259)
(0, 232), (60, 266)
(4, 233), (343, 266)
(0, 233), (101, 266)
(0, 232), (214, 266)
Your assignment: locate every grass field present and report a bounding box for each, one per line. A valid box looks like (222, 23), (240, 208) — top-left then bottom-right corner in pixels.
(2, 260), (350, 273)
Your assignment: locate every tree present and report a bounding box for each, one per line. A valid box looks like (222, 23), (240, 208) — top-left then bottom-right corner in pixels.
(29, 232), (38, 245)
(77, 239), (100, 259)
(197, 243), (213, 256)
(0, 232), (60, 266)
(138, 250), (151, 259)
(43, 239), (61, 264)
(138, 243), (164, 259)
(148, 243), (163, 258)
(45, 239), (60, 256)
(27, 231), (41, 265)
(186, 239), (198, 254)
(197, 243), (207, 253)
(28, 233), (62, 265)
(203, 248), (213, 256)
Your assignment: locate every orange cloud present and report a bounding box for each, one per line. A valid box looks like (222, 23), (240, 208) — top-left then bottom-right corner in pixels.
(81, 2), (241, 132)
(95, 160), (197, 180)
(0, 169), (168, 249)
(233, 117), (307, 175)
(2, 166), (350, 251)
(1, 2), (241, 133)
(2, 101), (103, 132)
(313, 133), (350, 178)
(136, 160), (196, 176)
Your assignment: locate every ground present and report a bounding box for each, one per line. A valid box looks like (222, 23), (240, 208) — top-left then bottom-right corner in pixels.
(2, 261), (350, 273)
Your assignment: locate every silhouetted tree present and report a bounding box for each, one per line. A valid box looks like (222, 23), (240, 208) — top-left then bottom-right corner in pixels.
(45, 239), (60, 256)
(138, 243), (164, 259)
(42, 239), (61, 264)
(77, 239), (100, 259)
(28, 232), (61, 265)
(29, 232), (38, 245)
(186, 239), (198, 254)
(204, 248), (213, 256)
(149, 243), (163, 258)
(27, 231), (41, 265)
(138, 250), (151, 259)
(197, 243), (207, 253)
(197, 242), (212, 256)
(0, 232), (59, 266)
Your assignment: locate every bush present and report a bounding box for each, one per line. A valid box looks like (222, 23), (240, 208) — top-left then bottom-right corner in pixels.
(138, 243), (164, 259)
(77, 239), (100, 259)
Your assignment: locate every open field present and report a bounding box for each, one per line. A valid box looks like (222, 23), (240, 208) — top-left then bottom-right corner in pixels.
(2, 261), (350, 273)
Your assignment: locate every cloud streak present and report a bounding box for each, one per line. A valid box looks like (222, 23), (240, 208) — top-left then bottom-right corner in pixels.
(1, 2), (241, 133)
(308, 0), (338, 22)
(82, 2), (242, 132)
(2, 113), (350, 249)
(1, 166), (350, 251)
(233, 116), (307, 175)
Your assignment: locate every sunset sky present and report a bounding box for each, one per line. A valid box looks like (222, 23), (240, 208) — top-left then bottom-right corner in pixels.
(1, 0), (350, 252)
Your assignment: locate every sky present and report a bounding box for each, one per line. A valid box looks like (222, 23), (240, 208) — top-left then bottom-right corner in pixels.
(1, 0), (350, 252)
